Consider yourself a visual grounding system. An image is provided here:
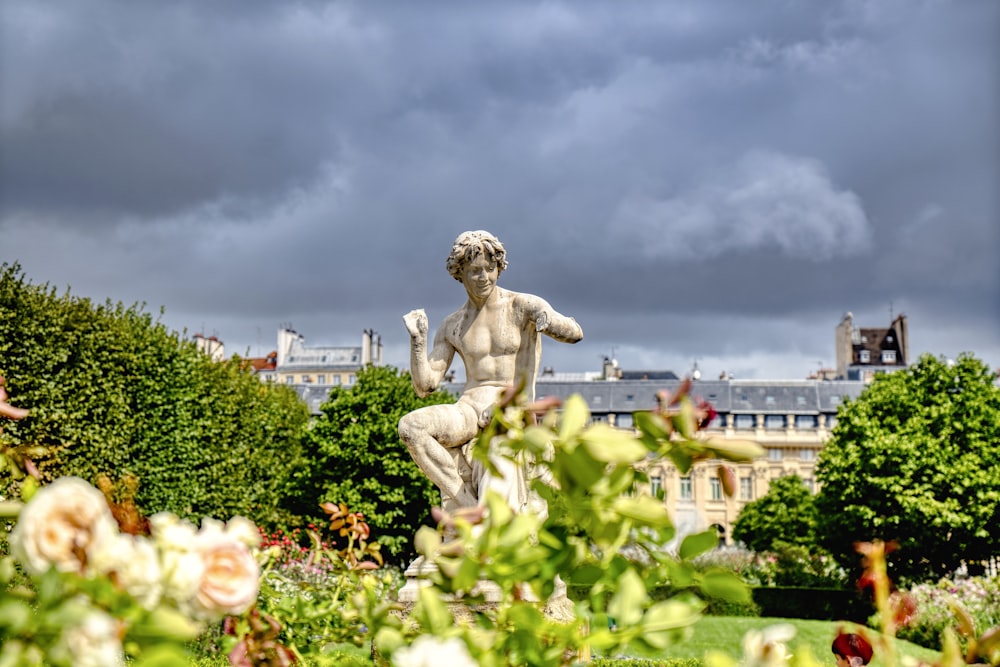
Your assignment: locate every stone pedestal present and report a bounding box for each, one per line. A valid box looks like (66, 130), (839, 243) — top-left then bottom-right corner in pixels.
(379, 559), (587, 664)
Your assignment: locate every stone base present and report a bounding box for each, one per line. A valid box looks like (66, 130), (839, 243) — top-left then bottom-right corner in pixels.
(396, 556), (505, 603)
(380, 560), (587, 663)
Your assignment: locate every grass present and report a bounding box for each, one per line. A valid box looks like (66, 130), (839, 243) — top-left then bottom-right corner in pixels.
(608, 616), (943, 666)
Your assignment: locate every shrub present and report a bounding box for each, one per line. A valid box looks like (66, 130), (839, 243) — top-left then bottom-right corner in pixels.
(0, 263), (312, 530)
(893, 575), (1000, 651)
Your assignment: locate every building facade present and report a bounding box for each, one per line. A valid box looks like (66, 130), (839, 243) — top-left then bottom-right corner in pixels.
(468, 376), (865, 544)
(835, 312), (909, 381)
(252, 326), (383, 389)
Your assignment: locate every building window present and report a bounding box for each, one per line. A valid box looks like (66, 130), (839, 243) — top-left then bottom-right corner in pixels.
(617, 413), (634, 428)
(859, 350), (871, 363)
(710, 477), (723, 501)
(284, 376), (294, 385)
(803, 478), (815, 493)
(764, 414), (786, 429)
(680, 476), (693, 500)
(348, 374), (356, 385)
(795, 415), (817, 429)
(827, 416), (838, 429)
(651, 475), (663, 498)
(739, 477), (753, 501)
(334, 375), (342, 386)
(590, 414), (608, 424)
(800, 448), (816, 461)
(317, 374), (326, 385)
(734, 414), (755, 429)
(882, 350), (897, 363)
(768, 448), (783, 461)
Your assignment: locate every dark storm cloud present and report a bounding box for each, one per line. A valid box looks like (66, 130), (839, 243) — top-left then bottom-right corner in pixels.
(1, 0), (997, 379)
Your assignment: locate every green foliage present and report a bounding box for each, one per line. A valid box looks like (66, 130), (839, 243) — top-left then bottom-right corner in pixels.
(298, 364), (454, 564)
(893, 576), (1000, 653)
(813, 353), (1000, 582)
(732, 474), (817, 553)
(387, 387), (758, 666)
(0, 263), (311, 528)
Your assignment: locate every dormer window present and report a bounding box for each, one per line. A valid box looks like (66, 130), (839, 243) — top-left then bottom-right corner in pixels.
(882, 350), (896, 363)
(859, 350), (871, 363)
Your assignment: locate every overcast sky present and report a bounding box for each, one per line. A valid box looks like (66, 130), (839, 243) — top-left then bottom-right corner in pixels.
(2, 0), (998, 381)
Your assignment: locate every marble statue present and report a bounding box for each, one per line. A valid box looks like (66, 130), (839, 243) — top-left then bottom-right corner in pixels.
(398, 230), (583, 514)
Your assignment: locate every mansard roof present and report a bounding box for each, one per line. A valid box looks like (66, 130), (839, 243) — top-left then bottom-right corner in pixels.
(441, 378), (864, 415)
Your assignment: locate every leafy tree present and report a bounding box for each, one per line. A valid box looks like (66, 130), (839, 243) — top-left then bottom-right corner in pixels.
(299, 364), (455, 564)
(0, 263), (312, 528)
(732, 474), (817, 553)
(814, 353), (1000, 582)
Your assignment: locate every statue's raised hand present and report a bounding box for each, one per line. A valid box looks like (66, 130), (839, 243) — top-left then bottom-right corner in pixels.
(403, 309), (429, 339)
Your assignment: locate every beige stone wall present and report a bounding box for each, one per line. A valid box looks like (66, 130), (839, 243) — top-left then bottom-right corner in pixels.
(640, 420), (831, 545)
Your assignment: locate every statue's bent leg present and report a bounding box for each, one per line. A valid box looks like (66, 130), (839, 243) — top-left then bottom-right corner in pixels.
(398, 403), (479, 509)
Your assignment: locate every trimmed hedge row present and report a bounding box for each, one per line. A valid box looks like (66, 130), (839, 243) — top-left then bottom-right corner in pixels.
(751, 586), (872, 623)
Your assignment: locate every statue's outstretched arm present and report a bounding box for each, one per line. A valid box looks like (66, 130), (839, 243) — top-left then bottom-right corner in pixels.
(517, 295), (583, 344)
(404, 309), (455, 396)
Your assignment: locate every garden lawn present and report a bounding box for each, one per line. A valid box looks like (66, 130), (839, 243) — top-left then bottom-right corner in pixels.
(631, 616), (942, 666)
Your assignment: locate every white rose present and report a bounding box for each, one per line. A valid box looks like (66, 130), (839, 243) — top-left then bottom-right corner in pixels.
(224, 516), (262, 548)
(150, 512), (199, 551)
(392, 636), (477, 667)
(741, 623), (796, 667)
(105, 534), (163, 610)
(160, 548), (205, 607)
(50, 608), (125, 667)
(189, 527), (260, 620)
(8, 477), (119, 575)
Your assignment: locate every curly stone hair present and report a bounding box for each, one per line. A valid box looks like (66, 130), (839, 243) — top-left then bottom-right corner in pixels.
(445, 230), (508, 282)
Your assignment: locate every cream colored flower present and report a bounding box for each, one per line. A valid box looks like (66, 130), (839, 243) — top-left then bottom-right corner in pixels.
(105, 534), (164, 610)
(50, 608), (125, 667)
(225, 516), (262, 548)
(159, 547), (205, 607)
(150, 512), (199, 552)
(8, 476), (119, 575)
(189, 524), (260, 620)
(392, 635), (477, 667)
(150, 512), (205, 606)
(741, 623), (796, 667)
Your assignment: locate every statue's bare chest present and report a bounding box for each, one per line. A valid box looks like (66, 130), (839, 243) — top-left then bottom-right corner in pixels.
(449, 300), (523, 359)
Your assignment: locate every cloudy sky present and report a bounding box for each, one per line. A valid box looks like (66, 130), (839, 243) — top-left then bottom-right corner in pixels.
(2, 0), (997, 381)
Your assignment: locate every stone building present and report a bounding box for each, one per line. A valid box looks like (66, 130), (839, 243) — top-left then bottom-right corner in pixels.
(467, 375), (864, 544)
(250, 326), (383, 392)
(835, 312), (909, 381)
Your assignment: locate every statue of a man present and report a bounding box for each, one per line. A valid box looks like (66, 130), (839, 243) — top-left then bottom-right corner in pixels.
(399, 230), (583, 513)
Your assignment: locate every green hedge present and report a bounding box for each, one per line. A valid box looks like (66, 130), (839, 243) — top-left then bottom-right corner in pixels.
(751, 586), (872, 622)
(0, 263), (312, 529)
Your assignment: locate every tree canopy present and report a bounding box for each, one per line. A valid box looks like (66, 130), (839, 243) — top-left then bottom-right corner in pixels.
(732, 473), (817, 553)
(0, 263), (312, 529)
(299, 364), (455, 564)
(814, 353), (1000, 582)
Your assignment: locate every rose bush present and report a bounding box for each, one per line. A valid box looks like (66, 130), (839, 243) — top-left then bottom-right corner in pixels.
(1, 475), (263, 665)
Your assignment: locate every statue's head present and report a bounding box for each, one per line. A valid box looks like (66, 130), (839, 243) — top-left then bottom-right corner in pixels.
(446, 230), (508, 282)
